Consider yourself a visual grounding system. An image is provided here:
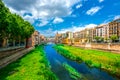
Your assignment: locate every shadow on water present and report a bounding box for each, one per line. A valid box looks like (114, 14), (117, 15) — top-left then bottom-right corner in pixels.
(44, 44), (119, 80)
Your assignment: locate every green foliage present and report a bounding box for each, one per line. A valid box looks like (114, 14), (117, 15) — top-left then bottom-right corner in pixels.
(0, 45), (58, 80)
(110, 35), (118, 42)
(63, 63), (81, 80)
(85, 60), (92, 66)
(95, 36), (100, 41)
(54, 44), (120, 77)
(0, 0), (34, 41)
(54, 46), (79, 61)
(95, 36), (104, 42)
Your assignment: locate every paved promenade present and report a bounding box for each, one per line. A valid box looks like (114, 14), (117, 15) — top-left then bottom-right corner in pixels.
(0, 47), (34, 69)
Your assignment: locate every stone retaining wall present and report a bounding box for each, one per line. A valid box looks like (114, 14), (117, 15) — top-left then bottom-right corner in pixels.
(74, 43), (120, 51)
(0, 47), (34, 69)
(0, 46), (25, 52)
(91, 43), (109, 50)
(110, 44), (120, 51)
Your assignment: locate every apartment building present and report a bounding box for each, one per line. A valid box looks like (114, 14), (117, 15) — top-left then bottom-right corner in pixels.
(55, 32), (62, 43)
(79, 29), (87, 43)
(59, 32), (74, 44)
(77, 28), (93, 43)
(55, 19), (120, 44)
(94, 24), (109, 42)
(92, 27), (96, 42)
(40, 35), (47, 44)
(86, 28), (93, 43)
(109, 18), (120, 41)
(73, 32), (80, 44)
(26, 31), (41, 48)
(96, 25), (104, 37)
(103, 24), (109, 41)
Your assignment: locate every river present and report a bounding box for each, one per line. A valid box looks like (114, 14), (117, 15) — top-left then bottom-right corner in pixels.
(44, 44), (118, 80)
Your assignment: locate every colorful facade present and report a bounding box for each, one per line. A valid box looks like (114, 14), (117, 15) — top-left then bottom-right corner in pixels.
(55, 18), (120, 44)
(109, 18), (120, 41)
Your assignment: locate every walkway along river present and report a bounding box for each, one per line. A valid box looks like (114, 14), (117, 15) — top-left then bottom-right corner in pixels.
(44, 43), (119, 80)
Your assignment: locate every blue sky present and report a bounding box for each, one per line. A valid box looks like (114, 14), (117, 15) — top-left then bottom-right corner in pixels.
(3, 0), (120, 37)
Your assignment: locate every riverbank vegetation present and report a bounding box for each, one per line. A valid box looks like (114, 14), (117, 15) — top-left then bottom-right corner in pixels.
(54, 44), (120, 78)
(63, 63), (81, 80)
(0, 45), (58, 80)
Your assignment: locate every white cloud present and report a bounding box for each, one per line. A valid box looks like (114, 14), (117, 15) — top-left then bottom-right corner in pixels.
(86, 6), (102, 15)
(53, 17), (64, 24)
(45, 28), (53, 34)
(114, 15), (120, 20)
(39, 23), (97, 36)
(39, 28), (56, 37)
(23, 15), (34, 24)
(76, 4), (82, 9)
(57, 26), (84, 33)
(3, 0), (80, 26)
(85, 24), (97, 28)
(102, 15), (120, 24)
(57, 23), (97, 33)
(98, 0), (104, 3)
(8, 7), (26, 17)
(36, 19), (49, 27)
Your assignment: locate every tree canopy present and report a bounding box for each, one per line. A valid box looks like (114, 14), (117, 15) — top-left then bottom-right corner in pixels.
(0, 0), (35, 41)
(110, 35), (118, 42)
(95, 36), (104, 42)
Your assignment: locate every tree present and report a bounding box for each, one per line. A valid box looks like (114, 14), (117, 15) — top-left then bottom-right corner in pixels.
(0, 0), (12, 47)
(110, 35), (118, 43)
(0, 0), (35, 47)
(95, 36), (100, 42)
(95, 36), (103, 43)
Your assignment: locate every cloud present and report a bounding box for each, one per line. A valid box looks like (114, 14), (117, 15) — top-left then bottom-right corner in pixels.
(23, 15), (34, 24)
(76, 4), (82, 9)
(53, 17), (64, 24)
(36, 19), (49, 27)
(45, 28), (53, 34)
(39, 23), (97, 36)
(57, 26), (84, 33)
(85, 24), (97, 28)
(98, 0), (104, 3)
(114, 15), (120, 20)
(86, 6), (102, 15)
(39, 28), (56, 37)
(3, 0), (80, 26)
(102, 15), (120, 24)
(57, 23), (97, 33)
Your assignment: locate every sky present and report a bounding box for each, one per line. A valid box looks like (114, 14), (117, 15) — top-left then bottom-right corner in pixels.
(3, 0), (120, 37)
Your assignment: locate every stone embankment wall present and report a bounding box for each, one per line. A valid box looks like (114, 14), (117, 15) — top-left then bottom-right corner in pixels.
(91, 43), (120, 51)
(0, 47), (34, 69)
(74, 43), (120, 51)
(0, 46), (25, 52)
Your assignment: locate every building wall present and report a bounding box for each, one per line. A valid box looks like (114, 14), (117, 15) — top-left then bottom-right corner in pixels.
(109, 19), (120, 40)
(96, 25), (104, 37)
(26, 31), (41, 48)
(55, 18), (120, 44)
